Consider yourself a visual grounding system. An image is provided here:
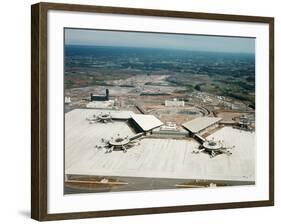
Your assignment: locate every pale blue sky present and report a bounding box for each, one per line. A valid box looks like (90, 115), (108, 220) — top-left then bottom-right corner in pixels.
(65, 28), (255, 54)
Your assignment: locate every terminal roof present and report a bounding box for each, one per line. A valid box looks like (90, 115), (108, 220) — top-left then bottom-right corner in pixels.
(131, 114), (163, 131)
(182, 117), (222, 133)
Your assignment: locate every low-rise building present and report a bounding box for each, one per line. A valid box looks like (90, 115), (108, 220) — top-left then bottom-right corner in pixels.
(165, 98), (185, 107)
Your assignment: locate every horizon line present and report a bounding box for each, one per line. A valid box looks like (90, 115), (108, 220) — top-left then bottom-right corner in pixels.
(65, 44), (255, 55)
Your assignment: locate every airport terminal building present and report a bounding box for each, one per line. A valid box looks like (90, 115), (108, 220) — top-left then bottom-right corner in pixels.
(64, 108), (255, 192)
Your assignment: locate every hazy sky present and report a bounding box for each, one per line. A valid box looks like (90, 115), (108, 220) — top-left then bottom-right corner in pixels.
(65, 28), (255, 54)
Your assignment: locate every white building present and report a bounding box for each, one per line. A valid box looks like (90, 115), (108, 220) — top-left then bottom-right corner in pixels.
(160, 122), (177, 131)
(65, 96), (71, 104)
(165, 98), (185, 107)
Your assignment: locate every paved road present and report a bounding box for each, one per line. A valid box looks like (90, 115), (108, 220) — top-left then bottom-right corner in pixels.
(64, 175), (254, 194)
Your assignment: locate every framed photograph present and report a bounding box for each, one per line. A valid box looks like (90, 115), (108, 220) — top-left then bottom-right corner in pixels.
(31, 2), (274, 221)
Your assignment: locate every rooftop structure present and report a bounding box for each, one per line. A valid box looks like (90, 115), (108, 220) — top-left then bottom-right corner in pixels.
(193, 138), (234, 158)
(130, 114), (163, 132)
(182, 117), (222, 134)
(84, 109), (135, 120)
(236, 115), (254, 132)
(87, 112), (113, 123)
(95, 133), (144, 153)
